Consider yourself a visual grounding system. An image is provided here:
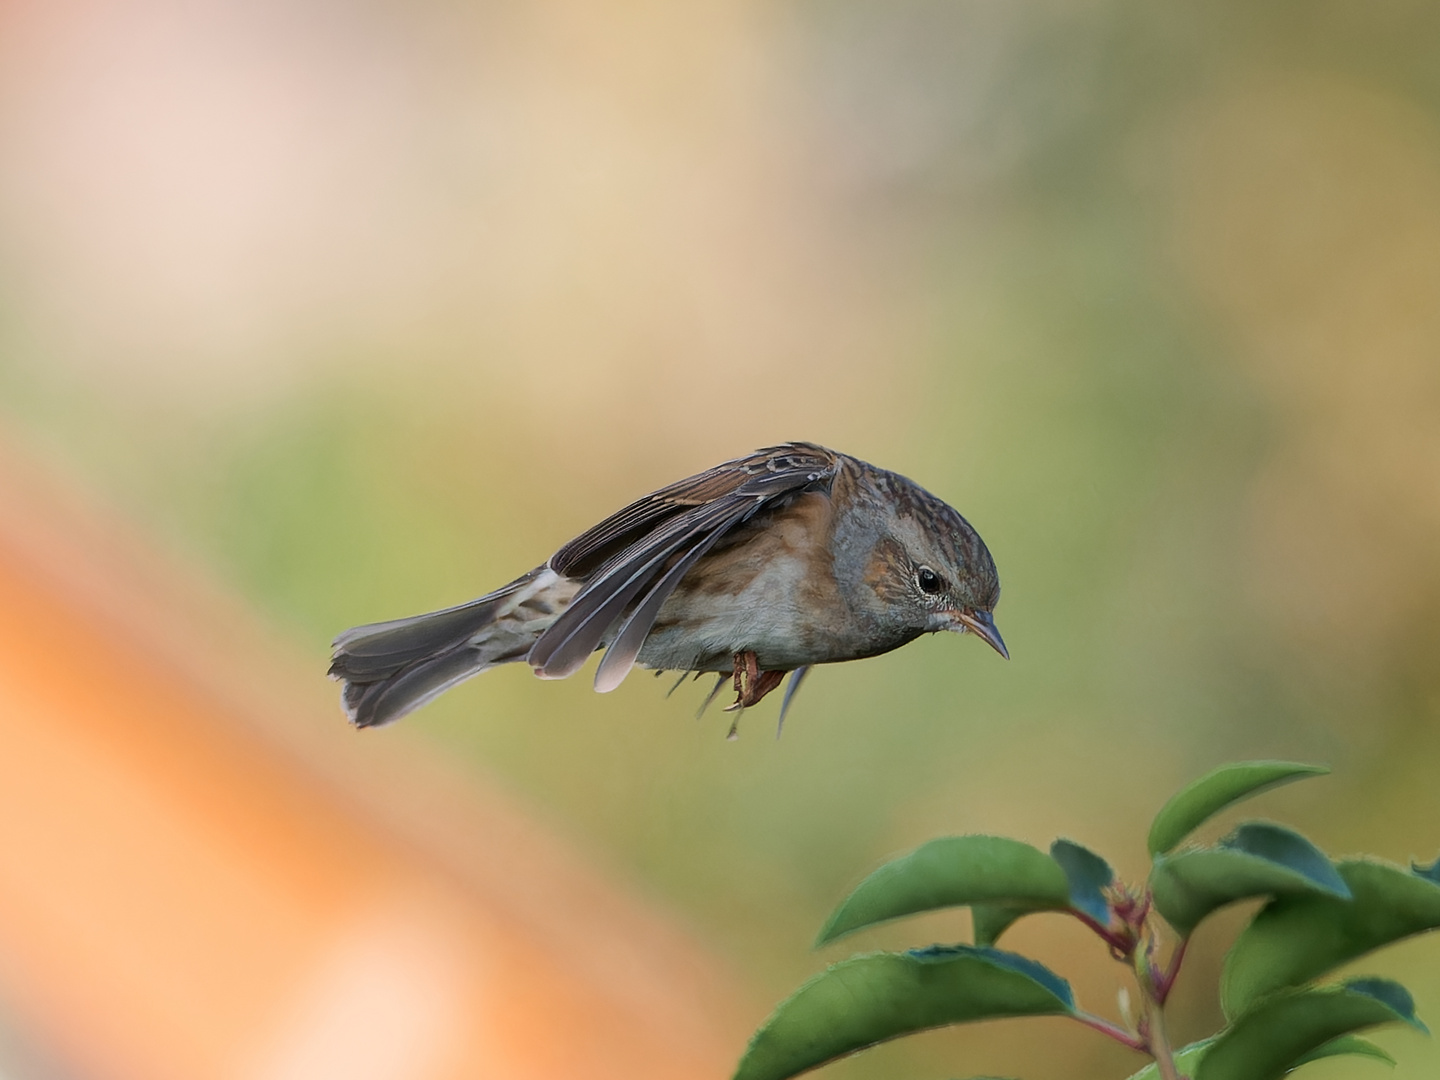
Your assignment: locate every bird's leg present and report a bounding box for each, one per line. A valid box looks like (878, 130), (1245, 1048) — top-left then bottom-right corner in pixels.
(733, 649), (757, 703)
(725, 650), (787, 711)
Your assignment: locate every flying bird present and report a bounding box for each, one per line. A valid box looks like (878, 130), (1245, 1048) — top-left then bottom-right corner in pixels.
(329, 442), (1006, 734)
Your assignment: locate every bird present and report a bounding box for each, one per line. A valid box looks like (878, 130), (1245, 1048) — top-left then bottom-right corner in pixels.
(329, 442), (1006, 735)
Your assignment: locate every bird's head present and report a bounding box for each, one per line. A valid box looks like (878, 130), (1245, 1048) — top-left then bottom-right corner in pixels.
(847, 471), (1007, 659)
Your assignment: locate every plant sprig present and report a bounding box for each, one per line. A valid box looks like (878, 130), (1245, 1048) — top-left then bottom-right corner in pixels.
(735, 761), (1440, 1080)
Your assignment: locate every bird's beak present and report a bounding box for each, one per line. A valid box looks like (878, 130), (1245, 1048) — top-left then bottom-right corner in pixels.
(950, 609), (1009, 660)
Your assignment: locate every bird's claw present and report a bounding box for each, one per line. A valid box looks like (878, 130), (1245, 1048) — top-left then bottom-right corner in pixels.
(724, 651), (786, 723)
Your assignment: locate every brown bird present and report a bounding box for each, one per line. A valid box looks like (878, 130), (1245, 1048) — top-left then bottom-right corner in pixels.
(329, 442), (1006, 734)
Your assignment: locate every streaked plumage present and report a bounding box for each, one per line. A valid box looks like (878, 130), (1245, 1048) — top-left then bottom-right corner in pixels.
(329, 443), (1006, 732)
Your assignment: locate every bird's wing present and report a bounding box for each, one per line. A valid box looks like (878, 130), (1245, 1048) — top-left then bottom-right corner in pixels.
(529, 443), (840, 683)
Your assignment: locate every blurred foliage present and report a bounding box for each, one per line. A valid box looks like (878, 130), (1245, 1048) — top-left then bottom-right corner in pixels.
(3, 0), (1440, 1076)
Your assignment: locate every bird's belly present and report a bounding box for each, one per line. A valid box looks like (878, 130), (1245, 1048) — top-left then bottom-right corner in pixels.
(635, 551), (849, 672)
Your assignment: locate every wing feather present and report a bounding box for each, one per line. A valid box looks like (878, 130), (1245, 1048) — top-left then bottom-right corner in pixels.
(591, 524), (731, 692)
(530, 443), (840, 683)
(550, 443), (836, 578)
(776, 665), (811, 736)
(528, 498), (746, 679)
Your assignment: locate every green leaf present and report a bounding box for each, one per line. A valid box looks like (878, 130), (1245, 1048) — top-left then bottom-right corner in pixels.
(1125, 1031), (1396, 1080)
(1338, 978), (1427, 1033)
(1291, 1033), (1396, 1068)
(733, 946), (1074, 1080)
(1195, 979), (1425, 1080)
(970, 903), (1025, 948)
(1413, 855), (1440, 885)
(816, 836), (1071, 946)
(1223, 859), (1440, 1017)
(1050, 839), (1114, 924)
(1150, 823), (1349, 936)
(1147, 761), (1328, 857)
(1123, 1039), (1213, 1080)
(910, 944), (1074, 1003)
(969, 840), (1116, 945)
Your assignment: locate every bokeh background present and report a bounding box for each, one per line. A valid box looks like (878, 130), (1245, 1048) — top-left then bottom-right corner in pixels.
(2, 0), (1439, 1077)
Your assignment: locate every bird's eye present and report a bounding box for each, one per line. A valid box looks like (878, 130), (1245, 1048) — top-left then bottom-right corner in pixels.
(916, 567), (942, 594)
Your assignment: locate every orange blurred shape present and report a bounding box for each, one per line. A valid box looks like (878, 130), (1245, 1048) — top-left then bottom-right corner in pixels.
(0, 442), (745, 1080)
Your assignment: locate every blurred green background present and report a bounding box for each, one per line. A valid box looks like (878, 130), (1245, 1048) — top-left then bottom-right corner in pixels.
(3, 0), (1439, 1076)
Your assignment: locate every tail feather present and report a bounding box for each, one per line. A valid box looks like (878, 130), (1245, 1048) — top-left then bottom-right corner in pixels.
(330, 568), (560, 728)
(341, 646), (503, 729)
(330, 572), (537, 682)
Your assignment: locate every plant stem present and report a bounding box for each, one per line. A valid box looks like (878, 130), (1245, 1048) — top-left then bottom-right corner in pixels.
(1132, 931), (1187, 1080)
(1154, 937), (1188, 1005)
(1070, 910), (1133, 955)
(1144, 992), (1184, 1080)
(1072, 1010), (1146, 1053)
(1075, 884), (1187, 1074)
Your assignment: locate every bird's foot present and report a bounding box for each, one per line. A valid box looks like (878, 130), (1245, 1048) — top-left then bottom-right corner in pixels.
(725, 651), (786, 715)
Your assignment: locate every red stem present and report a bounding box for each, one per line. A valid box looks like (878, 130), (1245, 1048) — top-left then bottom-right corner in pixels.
(1069, 909), (1133, 955)
(1153, 937), (1189, 1005)
(1072, 1010), (1147, 1053)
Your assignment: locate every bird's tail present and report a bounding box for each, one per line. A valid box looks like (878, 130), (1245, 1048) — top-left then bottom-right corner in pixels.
(329, 568), (573, 728)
